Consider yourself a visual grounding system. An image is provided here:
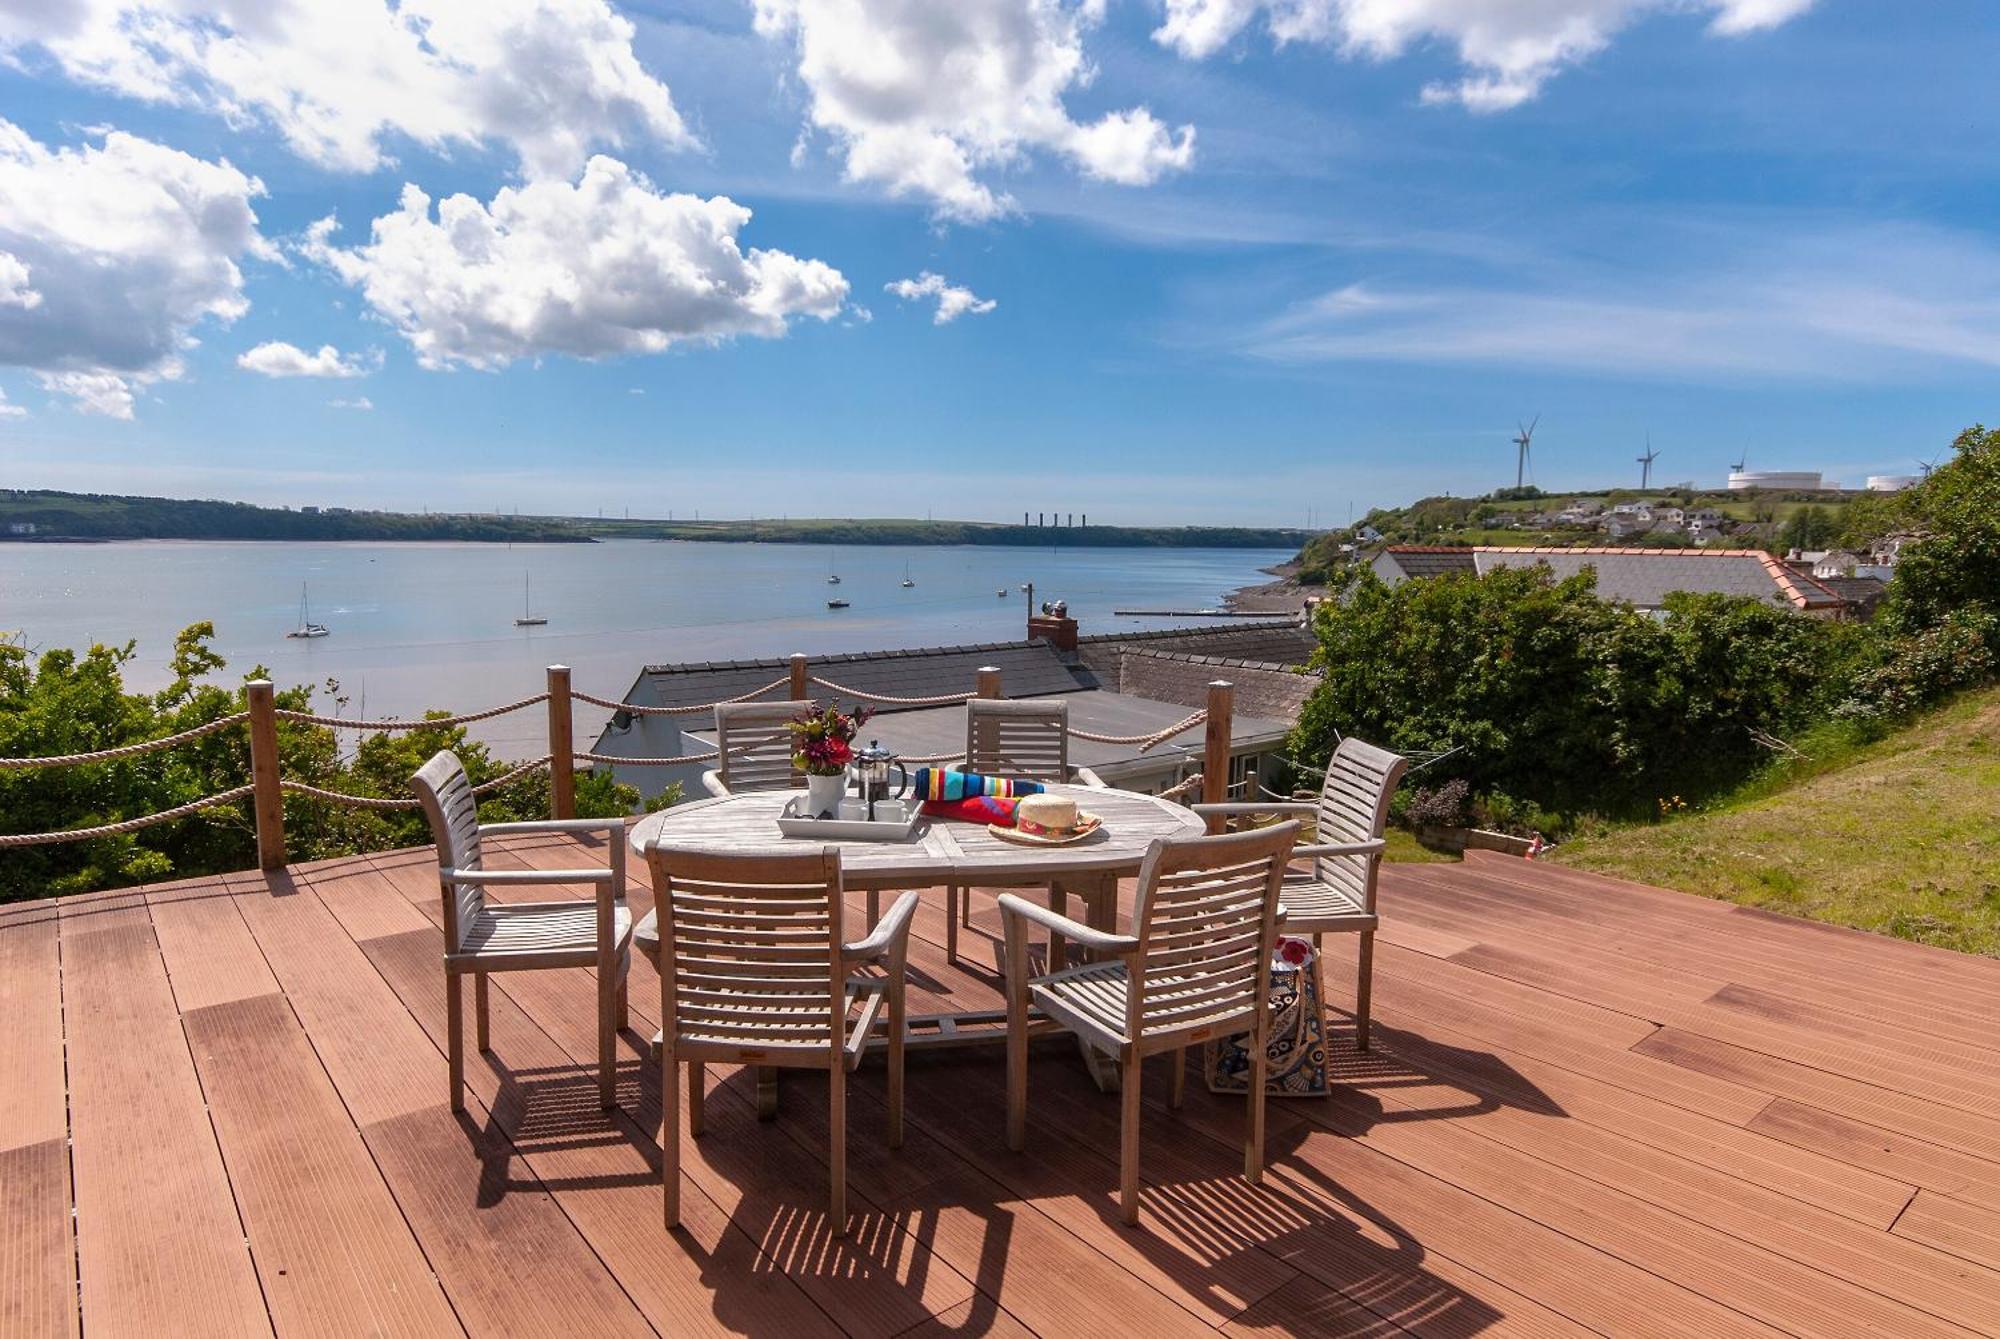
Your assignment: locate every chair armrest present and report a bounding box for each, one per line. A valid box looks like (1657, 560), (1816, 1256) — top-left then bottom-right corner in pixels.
(995, 894), (1137, 957)
(441, 867), (617, 886)
(701, 770), (730, 798)
(479, 817), (626, 837)
(1071, 766), (1110, 789)
(1293, 839), (1385, 859)
(1190, 801), (1315, 817)
(844, 891), (920, 964)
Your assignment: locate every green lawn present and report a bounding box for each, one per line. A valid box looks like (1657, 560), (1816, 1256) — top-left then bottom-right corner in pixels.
(1552, 685), (2000, 956)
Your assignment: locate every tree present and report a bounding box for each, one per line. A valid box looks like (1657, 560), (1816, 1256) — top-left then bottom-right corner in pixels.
(1777, 505), (1839, 553)
(1293, 563), (1852, 821)
(1, 625), (646, 901)
(1885, 424), (2000, 642)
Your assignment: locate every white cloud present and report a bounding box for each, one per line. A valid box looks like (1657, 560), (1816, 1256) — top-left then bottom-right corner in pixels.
(0, 388), (25, 418)
(1154, 0), (1815, 111)
(34, 369), (163, 418)
(0, 251), (40, 309)
(1238, 224), (2000, 382)
(237, 340), (372, 378)
(305, 155), (849, 370)
(327, 395), (373, 410)
(753, 0), (1194, 221)
(886, 271), (997, 324)
(0, 0), (690, 179)
(0, 120), (268, 418)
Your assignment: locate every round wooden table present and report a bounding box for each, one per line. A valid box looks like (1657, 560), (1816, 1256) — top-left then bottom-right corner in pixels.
(626, 783), (1203, 892)
(627, 786), (1205, 1101)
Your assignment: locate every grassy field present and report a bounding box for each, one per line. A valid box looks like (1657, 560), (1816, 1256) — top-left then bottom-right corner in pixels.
(1552, 685), (2000, 956)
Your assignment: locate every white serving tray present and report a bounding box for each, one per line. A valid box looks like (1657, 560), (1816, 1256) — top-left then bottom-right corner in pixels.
(776, 796), (925, 842)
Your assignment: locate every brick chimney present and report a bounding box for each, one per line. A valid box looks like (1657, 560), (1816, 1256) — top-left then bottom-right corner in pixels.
(1027, 612), (1079, 653)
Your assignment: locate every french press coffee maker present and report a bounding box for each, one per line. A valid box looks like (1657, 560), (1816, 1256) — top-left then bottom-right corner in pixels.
(849, 740), (909, 821)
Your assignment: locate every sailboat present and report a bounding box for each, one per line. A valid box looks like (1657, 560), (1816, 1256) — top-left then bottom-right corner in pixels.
(901, 561), (915, 588)
(514, 573), (547, 627)
(827, 549), (841, 584)
(286, 584), (329, 639)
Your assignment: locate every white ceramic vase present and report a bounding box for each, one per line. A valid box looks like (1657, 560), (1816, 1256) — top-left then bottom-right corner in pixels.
(805, 772), (845, 819)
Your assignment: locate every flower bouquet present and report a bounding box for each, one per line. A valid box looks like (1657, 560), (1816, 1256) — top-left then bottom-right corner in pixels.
(788, 703), (873, 817)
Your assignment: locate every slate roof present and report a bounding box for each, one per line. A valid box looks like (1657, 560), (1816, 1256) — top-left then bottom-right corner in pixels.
(1815, 575), (1889, 611)
(1074, 619), (1316, 669)
(1471, 547), (1846, 611)
(1377, 547), (1479, 579)
(681, 689), (1292, 777)
(634, 640), (1087, 713)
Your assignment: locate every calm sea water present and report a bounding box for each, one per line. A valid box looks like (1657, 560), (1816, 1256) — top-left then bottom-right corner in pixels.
(0, 540), (1291, 753)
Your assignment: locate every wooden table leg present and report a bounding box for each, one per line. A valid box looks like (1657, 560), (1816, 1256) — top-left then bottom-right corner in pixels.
(756, 1066), (779, 1120)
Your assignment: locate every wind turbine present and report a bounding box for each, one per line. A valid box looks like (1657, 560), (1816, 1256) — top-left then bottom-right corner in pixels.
(1731, 450), (1747, 475)
(1637, 437), (1661, 491)
(1512, 415), (1539, 489)
(1918, 453), (1941, 478)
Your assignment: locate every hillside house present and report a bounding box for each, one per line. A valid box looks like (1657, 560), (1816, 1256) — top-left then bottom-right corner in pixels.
(1371, 544), (1858, 617)
(590, 614), (1314, 804)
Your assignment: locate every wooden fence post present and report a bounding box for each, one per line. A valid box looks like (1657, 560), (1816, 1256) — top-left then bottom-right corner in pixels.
(1202, 680), (1233, 834)
(976, 666), (1002, 699)
(790, 653), (809, 701)
(245, 679), (287, 870)
(547, 665), (575, 820)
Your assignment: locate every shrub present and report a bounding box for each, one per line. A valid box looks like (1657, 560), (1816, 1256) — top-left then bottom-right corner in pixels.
(1406, 777), (1470, 827)
(1294, 562), (1853, 821)
(1834, 608), (1999, 725)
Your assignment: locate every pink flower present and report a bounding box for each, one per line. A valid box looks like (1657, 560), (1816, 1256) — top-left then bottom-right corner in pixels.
(1276, 936), (1312, 966)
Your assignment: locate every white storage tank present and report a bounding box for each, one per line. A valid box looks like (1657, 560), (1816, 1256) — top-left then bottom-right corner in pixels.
(1728, 470), (1825, 491)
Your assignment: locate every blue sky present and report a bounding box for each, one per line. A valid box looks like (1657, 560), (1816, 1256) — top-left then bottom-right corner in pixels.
(0, 1), (1991, 524)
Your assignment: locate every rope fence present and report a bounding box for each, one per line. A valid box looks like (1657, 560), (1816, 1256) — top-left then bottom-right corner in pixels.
(1070, 709), (1207, 753)
(573, 677), (790, 716)
(0, 785), (257, 847)
(807, 675), (977, 708)
(0, 712), (248, 769)
(275, 694), (547, 731)
(4, 659), (1244, 866)
(281, 755), (554, 810)
(573, 747), (720, 767)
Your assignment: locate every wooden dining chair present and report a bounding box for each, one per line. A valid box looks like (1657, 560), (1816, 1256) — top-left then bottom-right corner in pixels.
(946, 697), (1107, 964)
(644, 842), (919, 1234)
(410, 750), (633, 1113)
(701, 700), (812, 798)
(1193, 737), (1407, 1050)
(1001, 821), (1299, 1226)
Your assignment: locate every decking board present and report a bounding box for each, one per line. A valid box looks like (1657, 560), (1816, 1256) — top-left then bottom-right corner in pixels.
(181, 992), (466, 1337)
(27, 836), (2000, 1337)
(60, 920), (271, 1339)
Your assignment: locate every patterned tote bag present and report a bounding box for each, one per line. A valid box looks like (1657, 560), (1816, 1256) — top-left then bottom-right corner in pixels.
(1203, 936), (1329, 1098)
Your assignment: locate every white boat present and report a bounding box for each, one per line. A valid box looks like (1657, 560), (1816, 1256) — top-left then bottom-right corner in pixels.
(514, 573), (547, 627)
(901, 561), (915, 588)
(286, 584), (329, 639)
(996, 588), (1008, 597)
(827, 573), (841, 584)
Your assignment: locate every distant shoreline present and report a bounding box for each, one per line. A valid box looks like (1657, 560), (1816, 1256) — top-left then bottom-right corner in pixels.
(2, 489), (1313, 550)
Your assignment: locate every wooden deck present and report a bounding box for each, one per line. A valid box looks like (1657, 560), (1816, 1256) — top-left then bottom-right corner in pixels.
(8, 838), (2000, 1337)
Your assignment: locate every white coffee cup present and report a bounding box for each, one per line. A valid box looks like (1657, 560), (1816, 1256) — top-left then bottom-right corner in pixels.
(838, 800), (869, 822)
(871, 800), (906, 824)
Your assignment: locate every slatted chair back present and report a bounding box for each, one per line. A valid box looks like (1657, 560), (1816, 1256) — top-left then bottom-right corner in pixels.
(1126, 822), (1297, 1044)
(648, 845), (846, 1063)
(964, 697), (1070, 783)
(1311, 738), (1408, 909)
(411, 749), (484, 952)
(714, 700), (813, 793)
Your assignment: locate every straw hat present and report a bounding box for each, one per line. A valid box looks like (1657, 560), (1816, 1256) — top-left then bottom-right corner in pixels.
(991, 792), (1103, 846)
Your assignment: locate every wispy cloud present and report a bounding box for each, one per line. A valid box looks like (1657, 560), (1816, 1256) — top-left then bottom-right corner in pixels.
(1233, 222), (2000, 383)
